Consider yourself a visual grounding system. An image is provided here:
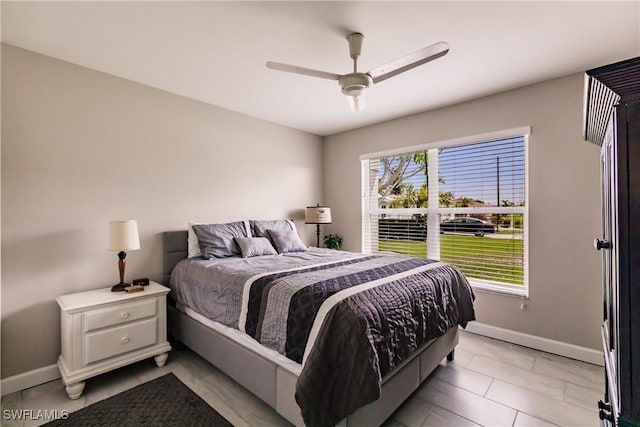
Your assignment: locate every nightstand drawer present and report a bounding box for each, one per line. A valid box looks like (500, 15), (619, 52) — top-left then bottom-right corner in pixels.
(84, 298), (157, 332)
(84, 318), (158, 365)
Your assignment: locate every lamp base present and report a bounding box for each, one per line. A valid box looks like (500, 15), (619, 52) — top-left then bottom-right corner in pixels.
(111, 282), (131, 292)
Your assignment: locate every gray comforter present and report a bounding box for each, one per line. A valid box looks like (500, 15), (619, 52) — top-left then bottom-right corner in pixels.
(170, 248), (360, 328)
(170, 248), (475, 427)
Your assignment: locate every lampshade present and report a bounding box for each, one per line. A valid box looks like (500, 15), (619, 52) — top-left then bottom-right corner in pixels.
(305, 206), (332, 224)
(109, 220), (141, 251)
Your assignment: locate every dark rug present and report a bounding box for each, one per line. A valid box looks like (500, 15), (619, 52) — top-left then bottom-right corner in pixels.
(46, 373), (233, 426)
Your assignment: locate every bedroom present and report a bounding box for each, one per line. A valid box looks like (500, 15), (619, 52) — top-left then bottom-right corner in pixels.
(1, 1), (639, 426)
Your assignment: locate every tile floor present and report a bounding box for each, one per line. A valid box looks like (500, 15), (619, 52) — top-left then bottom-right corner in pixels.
(1, 331), (604, 427)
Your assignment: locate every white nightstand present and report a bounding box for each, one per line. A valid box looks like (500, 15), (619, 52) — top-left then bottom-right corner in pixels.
(57, 281), (172, 399)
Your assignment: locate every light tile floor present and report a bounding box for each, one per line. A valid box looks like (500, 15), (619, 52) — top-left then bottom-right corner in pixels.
(1, 331), (603, 426)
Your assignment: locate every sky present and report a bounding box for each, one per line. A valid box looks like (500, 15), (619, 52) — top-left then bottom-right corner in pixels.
(438, 136), (525, 206)
(377, 136), (526, 207)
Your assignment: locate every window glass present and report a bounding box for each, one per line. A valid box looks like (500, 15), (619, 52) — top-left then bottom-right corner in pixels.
(362, 133), (527, 294)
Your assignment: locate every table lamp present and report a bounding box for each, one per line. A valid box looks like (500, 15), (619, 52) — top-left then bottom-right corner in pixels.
(305, 204), (332, 247)
(109, 220), (140, 291)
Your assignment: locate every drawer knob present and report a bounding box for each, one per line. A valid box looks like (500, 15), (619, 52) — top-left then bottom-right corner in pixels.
(120, 312), (129, 319)
(121, 336), (130, 344)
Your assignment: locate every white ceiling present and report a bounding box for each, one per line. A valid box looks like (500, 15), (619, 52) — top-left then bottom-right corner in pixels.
(2, 1), (639, 136)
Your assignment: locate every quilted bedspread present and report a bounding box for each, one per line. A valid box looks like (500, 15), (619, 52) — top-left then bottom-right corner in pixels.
(171, 250), (475, 426)
(238, 254), (475, 427)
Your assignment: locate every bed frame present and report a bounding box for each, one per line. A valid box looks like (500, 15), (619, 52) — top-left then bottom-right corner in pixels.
(162, 230), (458, 427)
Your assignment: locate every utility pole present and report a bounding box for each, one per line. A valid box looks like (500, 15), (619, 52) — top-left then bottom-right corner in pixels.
(496, 156), (500, 205)
(496, 156), (500, 230)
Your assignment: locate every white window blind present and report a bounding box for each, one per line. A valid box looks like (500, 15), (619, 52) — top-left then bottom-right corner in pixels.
(362, 131), (528, 295)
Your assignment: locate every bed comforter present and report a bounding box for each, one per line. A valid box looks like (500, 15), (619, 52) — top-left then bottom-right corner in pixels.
(170, 249), (475, 427)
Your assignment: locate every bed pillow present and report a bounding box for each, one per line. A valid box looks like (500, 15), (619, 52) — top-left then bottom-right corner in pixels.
(250, 219), (297, 239)
(267, 228), (308, 254)
(187, 221), (203, 258)
(234, 237), (278, 258)
(193, 221), (250, 259)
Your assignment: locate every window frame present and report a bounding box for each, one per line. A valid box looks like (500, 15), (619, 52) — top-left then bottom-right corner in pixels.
(360, 126), (530, 297)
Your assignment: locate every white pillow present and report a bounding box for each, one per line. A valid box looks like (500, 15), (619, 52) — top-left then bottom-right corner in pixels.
(188, 221), (203, 258)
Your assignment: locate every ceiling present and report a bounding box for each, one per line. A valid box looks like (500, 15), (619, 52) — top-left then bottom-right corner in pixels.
(2, 1), (639, 136)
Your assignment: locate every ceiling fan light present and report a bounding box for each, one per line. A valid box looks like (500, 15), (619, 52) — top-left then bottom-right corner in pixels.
(339, 73), (371, 112)
(348, 94), (366, 112)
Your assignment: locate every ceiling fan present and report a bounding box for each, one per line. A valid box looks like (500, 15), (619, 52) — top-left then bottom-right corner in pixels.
(266, 33), (449, 112)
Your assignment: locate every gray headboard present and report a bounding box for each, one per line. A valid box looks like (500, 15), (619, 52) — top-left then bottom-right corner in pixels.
(163, 230), (188, 284)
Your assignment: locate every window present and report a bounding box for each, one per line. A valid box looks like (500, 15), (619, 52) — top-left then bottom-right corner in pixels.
(361, 127), (529, 295)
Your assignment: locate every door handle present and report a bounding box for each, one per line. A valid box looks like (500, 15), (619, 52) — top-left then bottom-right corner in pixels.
(594, 239), (611, 250)
(599, 399), (614, 422)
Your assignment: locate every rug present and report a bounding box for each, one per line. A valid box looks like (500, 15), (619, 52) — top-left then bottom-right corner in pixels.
(46, 373), (233, 426)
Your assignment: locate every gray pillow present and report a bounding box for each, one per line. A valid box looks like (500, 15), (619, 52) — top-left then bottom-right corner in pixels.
(234, 237), (278, 258)
(266, 229), (308, 254)
(193, 221), (249, 259)
(250, 219), (296, 239)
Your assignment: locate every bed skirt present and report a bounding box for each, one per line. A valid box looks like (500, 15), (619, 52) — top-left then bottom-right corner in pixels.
(167, 305), (458, 427)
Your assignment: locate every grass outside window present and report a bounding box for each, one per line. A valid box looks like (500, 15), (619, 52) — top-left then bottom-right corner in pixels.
(378, 234), (524, 286)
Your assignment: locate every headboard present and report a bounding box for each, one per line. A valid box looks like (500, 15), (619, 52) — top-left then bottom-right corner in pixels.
(163, 230), (188, 284)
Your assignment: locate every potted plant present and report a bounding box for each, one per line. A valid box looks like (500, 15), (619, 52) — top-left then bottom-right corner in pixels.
(323, 234), (343, 250)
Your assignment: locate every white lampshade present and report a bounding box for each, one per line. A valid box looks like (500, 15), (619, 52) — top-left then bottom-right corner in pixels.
(109, 220), (141, 251)
(305, 206), (332, 224)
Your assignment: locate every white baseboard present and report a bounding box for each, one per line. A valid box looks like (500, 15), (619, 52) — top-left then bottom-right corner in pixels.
(1, 364), (60, 396)
(0, 323), (604, 395)
(464, 322), (604, 366)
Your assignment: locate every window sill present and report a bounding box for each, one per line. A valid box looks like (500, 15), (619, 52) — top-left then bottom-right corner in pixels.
(469, 278), (528, 298)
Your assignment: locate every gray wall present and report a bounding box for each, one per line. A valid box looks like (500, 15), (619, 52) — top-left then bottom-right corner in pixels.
(1, 44), (324, 378)
(0, 42), (604, 379)
(324, 73), (603, 350)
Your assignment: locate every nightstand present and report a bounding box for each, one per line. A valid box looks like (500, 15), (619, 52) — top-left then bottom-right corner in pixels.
(57, 281), (171, 399)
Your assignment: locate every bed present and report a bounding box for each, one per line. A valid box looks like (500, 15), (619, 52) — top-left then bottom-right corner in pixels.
(162, 223), (475, 427)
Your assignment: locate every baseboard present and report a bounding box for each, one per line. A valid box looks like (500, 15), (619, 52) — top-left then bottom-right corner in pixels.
(1, 364), (60, 396)
(0, 323), (604, 395)
(464, 322), (604, 366)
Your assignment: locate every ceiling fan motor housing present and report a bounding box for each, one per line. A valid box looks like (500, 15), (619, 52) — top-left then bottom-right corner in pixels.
(339, 73), (373, 97)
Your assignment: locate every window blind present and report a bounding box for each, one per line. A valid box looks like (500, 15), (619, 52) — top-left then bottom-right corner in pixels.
(362, 134), (527, 293)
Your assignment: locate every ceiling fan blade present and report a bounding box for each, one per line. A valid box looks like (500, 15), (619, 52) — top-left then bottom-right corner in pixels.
(266, 61), (341, 81)
(368, 41), (449, 84)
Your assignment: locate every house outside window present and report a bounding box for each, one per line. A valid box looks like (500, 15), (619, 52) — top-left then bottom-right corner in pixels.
(361, 127), (529, 296)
